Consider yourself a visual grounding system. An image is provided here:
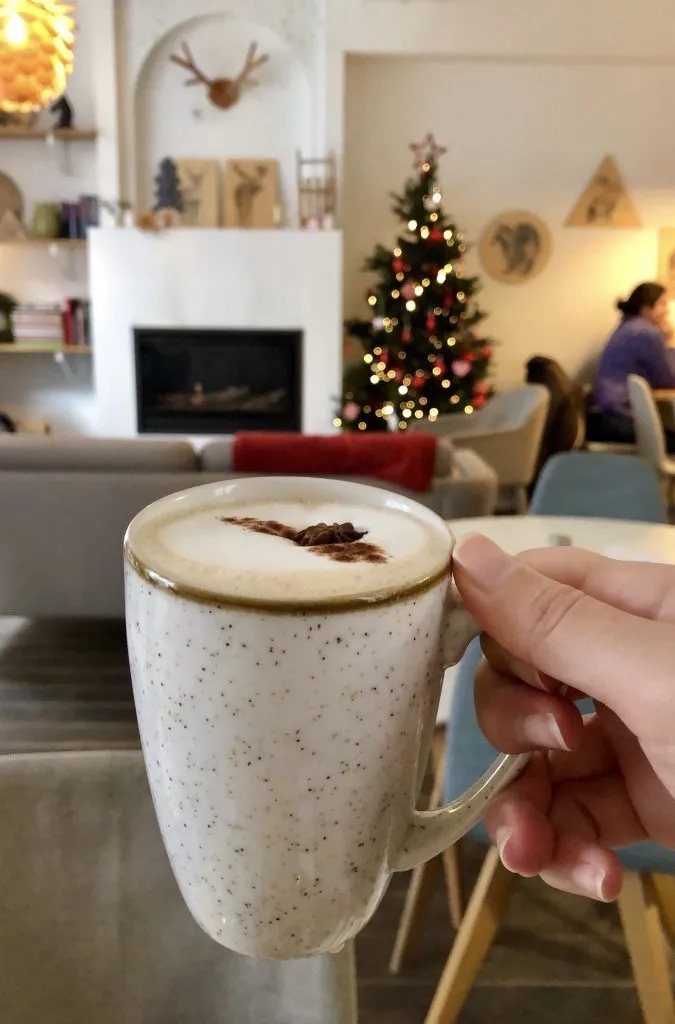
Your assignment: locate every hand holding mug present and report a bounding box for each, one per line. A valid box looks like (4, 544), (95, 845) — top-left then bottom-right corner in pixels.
(454, 534), (675, 902)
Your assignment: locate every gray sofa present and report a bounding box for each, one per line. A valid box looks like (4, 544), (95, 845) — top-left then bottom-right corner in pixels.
(0, 749), (357, 1024)
(0, 435), (497, 618)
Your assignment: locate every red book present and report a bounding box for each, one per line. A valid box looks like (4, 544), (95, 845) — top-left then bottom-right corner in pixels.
(62, 301), (74, 346)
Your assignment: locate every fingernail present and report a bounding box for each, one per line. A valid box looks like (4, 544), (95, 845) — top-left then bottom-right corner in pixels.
(509, 657), (555, 693)
(495, 827), (515, 870)
(454, 534), (515, 593)
(520, 713), (570, 751)
(572, 864), (608, 902)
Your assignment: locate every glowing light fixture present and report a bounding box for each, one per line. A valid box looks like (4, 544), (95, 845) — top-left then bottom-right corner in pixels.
(0, 1), (75, 113)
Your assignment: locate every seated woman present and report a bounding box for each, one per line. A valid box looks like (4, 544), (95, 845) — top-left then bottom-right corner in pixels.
(593, 281), (675, 447)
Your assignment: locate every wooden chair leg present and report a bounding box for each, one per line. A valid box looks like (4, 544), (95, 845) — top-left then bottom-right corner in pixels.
(425, 846), (516, 1024)
(389, 854), (441, 975)
(442, 841), (464, 930)
(430, 727), (464, 928)
(618, 872), (675, 1024)
(390, 729), (451, 974)
(651, 873), (675, 946)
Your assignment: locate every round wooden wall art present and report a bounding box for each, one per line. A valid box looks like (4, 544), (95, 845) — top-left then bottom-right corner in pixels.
(479, 210), (551, 285)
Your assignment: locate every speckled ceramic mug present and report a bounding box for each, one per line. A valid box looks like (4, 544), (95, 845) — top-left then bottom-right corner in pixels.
(124, 477), (526, 960)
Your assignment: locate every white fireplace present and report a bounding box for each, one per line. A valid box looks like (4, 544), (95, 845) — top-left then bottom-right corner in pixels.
(89, 228), (343, 438)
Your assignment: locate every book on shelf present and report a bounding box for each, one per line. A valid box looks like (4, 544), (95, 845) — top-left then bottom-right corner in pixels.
(62, 298), (92, 347)
(11, 299), (92, 348)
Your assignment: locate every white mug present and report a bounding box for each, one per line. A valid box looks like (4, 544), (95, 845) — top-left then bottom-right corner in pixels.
(125, 477), (526, 960)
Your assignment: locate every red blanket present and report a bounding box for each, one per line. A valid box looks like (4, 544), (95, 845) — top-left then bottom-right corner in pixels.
(233, 432), (438, 493)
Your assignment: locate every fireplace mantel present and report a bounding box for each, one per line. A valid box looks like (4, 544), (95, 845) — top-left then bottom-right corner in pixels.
(89, 228), (342, 438)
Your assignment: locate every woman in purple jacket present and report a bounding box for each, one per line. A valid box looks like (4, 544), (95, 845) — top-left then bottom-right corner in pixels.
(593, 281), (675, 447)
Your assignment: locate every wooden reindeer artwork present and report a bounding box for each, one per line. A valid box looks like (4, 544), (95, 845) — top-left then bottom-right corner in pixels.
(224, 159), (278, 228)
(233, 163), (268, 227)
(176, 159), (219, 227)
(169, 40), (269, 110)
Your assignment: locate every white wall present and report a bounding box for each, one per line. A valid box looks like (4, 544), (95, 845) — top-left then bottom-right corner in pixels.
(343, 53), (675, 384)
(134, 14), (312, 224)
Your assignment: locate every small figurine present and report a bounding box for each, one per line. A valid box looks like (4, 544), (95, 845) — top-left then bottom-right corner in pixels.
(50, 95), (74, 130)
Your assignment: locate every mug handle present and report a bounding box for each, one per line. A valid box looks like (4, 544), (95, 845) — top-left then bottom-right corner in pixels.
(392, 585), (529, 873)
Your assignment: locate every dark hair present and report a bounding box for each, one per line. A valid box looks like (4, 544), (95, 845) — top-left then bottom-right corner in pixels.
(617, 282), (666, 317)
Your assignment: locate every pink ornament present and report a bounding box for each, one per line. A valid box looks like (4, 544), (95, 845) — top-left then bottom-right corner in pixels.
(400, 280), (416, 300)
(342, 401), (361, 423)
(451, 359), (472, 378)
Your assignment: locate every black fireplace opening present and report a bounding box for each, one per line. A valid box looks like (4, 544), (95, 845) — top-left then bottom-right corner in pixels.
(134, 328), (303, 434)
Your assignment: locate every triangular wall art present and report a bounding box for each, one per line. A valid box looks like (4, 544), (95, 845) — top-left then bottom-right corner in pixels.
(565, 155), (641, 229)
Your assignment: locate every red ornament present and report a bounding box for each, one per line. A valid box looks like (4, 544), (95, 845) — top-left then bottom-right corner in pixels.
(465, 352), (476, 364)
(412, 371), (426, 390)
(402, 327), (412, 343)
(434, 357), (446, 373)
(472, 394), (487, 410)
(481, 345), (493, 358)
(474, 379), (490, 395)
(429, 228), (444, 242)
(426, 313), (437, 332)
(443, 292), (454, 309)
(392, 257), (405, 274)
(380, 349), (389, 366)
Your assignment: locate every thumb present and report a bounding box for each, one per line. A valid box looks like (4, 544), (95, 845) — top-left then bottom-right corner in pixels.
(453, 534), (673, 729)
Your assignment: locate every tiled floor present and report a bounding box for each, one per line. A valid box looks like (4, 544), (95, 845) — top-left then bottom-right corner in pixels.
(0, 618), (653, 1022)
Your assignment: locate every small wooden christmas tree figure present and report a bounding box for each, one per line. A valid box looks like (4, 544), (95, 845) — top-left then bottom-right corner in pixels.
(154, 157), (183, 215)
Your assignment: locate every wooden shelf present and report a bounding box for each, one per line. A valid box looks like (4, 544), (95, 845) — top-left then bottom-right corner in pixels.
(0, 238), (86, 248)
(0, 343), (92, 354)
(0, 127), (97, 141)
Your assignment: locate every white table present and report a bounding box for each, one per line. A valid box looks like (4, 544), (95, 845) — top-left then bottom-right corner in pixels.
(437, 515), (675, 723)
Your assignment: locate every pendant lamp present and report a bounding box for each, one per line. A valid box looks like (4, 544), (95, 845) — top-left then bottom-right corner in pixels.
(0, 1), (74, 113)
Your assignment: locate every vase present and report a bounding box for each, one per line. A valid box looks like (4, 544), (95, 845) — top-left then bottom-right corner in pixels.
(31, 203), (60, 239)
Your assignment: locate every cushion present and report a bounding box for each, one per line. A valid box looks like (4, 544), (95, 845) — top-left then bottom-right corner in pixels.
(200, 437), (236, 473)
(201, 436), (454, 479)
(0, 436), (198, 473)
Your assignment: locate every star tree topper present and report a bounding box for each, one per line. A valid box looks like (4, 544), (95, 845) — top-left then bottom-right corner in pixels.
(409, 132), (447, 170)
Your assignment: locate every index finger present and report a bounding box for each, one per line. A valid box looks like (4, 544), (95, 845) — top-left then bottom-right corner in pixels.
(515, 546), (675, 623)
(453, 534), (675, 732)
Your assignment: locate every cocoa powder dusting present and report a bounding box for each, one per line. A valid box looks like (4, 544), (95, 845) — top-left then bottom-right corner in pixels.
(220, 516), (388, 564)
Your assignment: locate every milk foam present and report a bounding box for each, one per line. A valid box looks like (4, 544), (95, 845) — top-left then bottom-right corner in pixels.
(129, 499), (451, 605)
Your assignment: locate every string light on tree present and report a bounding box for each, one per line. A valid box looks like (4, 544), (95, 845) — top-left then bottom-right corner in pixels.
(339, 133), (495, 430)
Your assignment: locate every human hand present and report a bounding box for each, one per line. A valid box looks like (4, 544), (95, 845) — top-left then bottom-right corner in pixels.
(453, 535), (675, 902)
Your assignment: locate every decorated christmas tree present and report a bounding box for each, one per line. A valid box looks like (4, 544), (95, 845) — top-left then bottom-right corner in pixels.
(339, 134), (494, 432)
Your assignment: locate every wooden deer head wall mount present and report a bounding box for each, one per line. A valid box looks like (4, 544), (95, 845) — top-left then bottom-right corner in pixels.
(169, 41), (269, 110)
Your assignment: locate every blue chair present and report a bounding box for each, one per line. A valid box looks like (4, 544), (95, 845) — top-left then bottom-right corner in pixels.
(531, 452), (666, 523)
(392, 640), (675, 1024)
